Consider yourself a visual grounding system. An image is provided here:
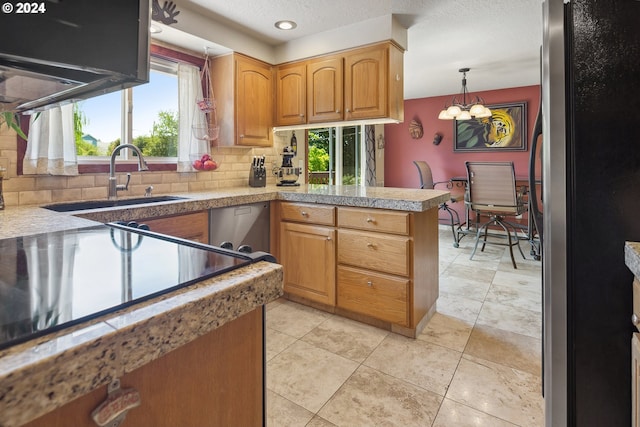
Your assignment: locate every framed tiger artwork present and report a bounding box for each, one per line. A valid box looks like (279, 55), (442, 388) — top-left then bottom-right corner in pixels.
(453, 102), (527, 152)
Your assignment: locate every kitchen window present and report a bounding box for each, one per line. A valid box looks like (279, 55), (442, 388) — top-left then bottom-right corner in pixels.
(77, 57), (179, 163)
(308, 125), (364, 186)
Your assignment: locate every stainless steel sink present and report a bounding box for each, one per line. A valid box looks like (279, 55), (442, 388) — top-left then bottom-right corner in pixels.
(43, 196), (188, 212)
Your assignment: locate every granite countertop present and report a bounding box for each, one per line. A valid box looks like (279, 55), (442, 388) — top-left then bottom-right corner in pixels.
(0, 184), (450, 239)
(625, 242), (640, 278)
(0, 261), (283, 427)
(0, 184), (447, 426)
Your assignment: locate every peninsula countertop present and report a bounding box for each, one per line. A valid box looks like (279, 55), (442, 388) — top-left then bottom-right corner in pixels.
(0, 184), (450, 239)
(0, 184), (447, 426)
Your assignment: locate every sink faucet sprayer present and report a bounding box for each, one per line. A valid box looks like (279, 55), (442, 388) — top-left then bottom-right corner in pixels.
(108, 144), (149, 200)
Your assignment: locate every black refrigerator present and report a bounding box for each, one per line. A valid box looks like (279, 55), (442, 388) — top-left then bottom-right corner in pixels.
(540, 0), (640, 425)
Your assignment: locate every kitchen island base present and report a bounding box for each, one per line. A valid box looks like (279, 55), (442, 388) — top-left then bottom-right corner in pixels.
(22, 307), (265, 427)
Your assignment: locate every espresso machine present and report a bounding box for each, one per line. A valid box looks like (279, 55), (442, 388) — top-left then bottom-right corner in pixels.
(273, 146), (301, 186)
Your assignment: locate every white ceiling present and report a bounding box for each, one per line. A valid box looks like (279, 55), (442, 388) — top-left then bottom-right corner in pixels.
(152, 0), (543, 100)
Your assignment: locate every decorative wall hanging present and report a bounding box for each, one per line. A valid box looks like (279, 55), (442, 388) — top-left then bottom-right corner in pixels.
(453, 102), (527, 152)
(433, 133), (443, 145)
(409, 119), (424, 139)
(152, 0), (180, 25)
(191, 52), (220, 171)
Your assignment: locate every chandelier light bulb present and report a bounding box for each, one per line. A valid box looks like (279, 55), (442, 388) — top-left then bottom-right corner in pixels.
(438, 68), (489, 121)
(469, 103), (486, 116)
(446, 105), (461, 117)
(457, 110), (472, 120)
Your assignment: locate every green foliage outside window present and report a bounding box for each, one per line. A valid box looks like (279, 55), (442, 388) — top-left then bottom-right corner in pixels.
(74, 106), (178, 157)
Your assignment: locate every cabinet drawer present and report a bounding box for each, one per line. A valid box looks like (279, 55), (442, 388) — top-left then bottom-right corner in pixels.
(338, 229), (410, 276)
(337, 207), (409, 235)
(337, 265), (409, 326)
(280, 202), (335, 226)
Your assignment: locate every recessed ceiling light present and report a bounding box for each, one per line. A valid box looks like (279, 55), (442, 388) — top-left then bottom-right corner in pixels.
(275, 20), (297, 30)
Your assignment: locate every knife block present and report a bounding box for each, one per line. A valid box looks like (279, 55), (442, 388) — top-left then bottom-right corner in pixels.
(249, 166), (266, 187)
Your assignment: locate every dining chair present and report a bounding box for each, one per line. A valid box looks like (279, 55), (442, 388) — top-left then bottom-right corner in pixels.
(465, 161), (527, 268)
(413, 160), (462, 247)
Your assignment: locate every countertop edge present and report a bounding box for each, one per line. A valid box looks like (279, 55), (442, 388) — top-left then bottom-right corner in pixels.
(0, 261), (283, 427)
(625, 242), (640, 278)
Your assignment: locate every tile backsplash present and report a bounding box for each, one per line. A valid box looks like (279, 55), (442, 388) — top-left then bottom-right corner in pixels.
(0, 127), (292, 207)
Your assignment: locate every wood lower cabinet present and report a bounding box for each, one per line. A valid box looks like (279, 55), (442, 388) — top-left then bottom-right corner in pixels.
(23, 308), (265, 427)
(337, 265), (409, 326)
(276, 202), (439, 337)
(137, 210), (209, 243)
(280, 221), (336, 306)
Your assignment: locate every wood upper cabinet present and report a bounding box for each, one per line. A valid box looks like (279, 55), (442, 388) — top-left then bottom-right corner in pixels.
(236, 55), (273, 146)
(344, 43), (404, 121)
(275, 62), (306, 126)
(273, 41), (404, 126)
(307, 55), (344, 123)
(210, 53), (273, 147)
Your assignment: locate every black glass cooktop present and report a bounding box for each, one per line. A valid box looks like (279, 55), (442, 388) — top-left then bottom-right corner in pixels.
(0, 223), (263, 351)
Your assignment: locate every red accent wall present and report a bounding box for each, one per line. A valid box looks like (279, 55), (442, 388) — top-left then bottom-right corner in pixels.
(384, 85), (541, 218)
(384, 85), (540, 186)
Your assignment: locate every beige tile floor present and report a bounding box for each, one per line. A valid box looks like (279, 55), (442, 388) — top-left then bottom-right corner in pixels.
(266, 226), (543, 427)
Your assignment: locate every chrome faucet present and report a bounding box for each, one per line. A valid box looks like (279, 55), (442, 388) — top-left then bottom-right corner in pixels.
(108, 144), (149, 200)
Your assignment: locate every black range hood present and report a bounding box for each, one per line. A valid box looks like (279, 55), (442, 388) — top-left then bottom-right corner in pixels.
(0, 0), (150, 114)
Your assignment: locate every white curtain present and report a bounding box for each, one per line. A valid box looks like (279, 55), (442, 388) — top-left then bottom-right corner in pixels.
(177, 63), (207, 172)
(23, 104), (78, 175)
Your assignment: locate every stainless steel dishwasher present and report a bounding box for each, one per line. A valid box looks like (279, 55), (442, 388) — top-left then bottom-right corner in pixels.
(209, 202), (270, 253)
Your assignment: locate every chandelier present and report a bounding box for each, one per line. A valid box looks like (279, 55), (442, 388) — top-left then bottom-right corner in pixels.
(438, 68), (491, 120)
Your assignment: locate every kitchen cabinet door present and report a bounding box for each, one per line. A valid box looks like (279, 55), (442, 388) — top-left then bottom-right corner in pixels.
(275, 62), (306, 126)
(344, 45), (387, 120)
(280, 221), (336, 306)
(236, 55), (273, 147)
(307, 55), (343, 123)
(344, 43), (404, 122)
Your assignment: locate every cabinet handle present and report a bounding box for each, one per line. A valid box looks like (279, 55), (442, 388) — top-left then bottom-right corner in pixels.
(633, 314), (640, 326)
(301, 211), (308, 216)
(366, 217), (374, 223)
(367, 280), (373, 287)
(366, 242), (376, 248)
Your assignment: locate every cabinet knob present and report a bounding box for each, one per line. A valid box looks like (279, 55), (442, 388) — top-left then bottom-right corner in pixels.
(366, 242), (375, 248)
(346, 108), (351, 113)
(336, 110), (341, 114)
(240, 134), (245, 138)
(300, 114), (305, 117)
(301, 211), (308, 216)
(326, 236), (332, 241)
(633, 313), (640, 326)
(366, 217), (374, 223)
(367, 280), (373, 287)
